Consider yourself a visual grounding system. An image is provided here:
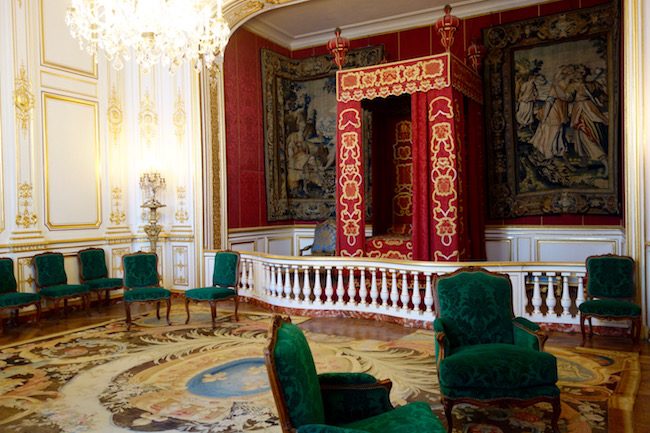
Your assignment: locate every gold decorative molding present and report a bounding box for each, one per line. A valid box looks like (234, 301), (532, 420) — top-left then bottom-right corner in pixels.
(13, 66), (34, 132)
(109, 187), (126, 225)
(111, 247), (131, 277)
(15, 183), (37, 228)
(173, 89), (186, 143)
(17, 257), (35, 293)
(139, 92), (158, 144)
(172, 245), (189, 286)
(175, 186), (189, 224)
(208, 66), (222, 247)
(107, 86), (123, 143)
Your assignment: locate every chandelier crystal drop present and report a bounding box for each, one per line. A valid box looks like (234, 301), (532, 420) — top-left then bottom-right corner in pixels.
(65, 0), (231, 73)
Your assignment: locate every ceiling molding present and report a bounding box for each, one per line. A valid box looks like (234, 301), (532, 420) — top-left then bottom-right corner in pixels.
(244, 0), (546, 50)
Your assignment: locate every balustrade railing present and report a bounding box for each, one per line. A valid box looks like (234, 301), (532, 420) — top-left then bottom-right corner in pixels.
(205, 252), (587, 326)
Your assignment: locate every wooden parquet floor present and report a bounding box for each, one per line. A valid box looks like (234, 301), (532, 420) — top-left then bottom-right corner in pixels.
(1, 300), (648, 432)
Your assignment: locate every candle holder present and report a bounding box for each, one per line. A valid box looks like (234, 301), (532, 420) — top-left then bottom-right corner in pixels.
(140, 172), (166, 252)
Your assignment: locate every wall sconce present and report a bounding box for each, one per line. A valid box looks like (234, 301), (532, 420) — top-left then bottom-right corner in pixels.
(140, 171), (166, 252)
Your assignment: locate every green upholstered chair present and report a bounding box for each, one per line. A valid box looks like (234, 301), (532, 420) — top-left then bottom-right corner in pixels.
(300, 219), (336, 256)
(0, 258), (41, 334)
(122, 251), (171, 331)
(185, 250), (240, 328)
(433, 267), (560, 433)
(265, 315), (445, 433)
(33, 252), (89, 316)
(77, 248), (123, 306)
(579, 254), (641, 345)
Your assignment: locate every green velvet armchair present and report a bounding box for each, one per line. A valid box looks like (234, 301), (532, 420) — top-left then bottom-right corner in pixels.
(77, 248), (123, 306)
(433, 267), (560, 433)
(33, 252), (90, 316)
(579, 254), (641, 345)
(265, 315), (445, 433)
(185, 250), (240, 328)
(0, 258), (41, 334)
(122, 252), (171, 331)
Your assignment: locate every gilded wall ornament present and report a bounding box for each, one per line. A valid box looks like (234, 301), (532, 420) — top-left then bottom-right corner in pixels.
(107, 87), (123, 143)
(175, 186), (189, 223)
(138, 92), (158, 144)
(208, 66), (222, 247)
(173, 90), (186, 143)
(172, 246), (189, 286)
(109, 187), (126, 225)
(13, 66), (34, 132)
(15, 183), (37, 228)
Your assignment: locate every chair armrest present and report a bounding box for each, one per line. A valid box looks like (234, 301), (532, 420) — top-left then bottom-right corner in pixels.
(319, 373), (393, 425)
(513, 316), (547, 351)
(433, 318), (450, 365)
(297, 425), (367, 433)
(299, 244), (314, 256)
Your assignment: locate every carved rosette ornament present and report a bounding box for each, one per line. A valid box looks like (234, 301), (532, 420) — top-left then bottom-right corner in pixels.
(15, 183), (37, 228)
(13, 66), (34, 132)
(107, 87), (123, 142)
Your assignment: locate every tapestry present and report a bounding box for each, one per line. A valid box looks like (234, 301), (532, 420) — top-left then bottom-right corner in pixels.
(262, 46), (383, 221)
(484, 2), (621, 218)
(0, 309), (639, 433)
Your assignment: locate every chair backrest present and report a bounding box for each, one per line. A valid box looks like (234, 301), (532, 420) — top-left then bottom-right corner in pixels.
(123, 252), (159, 289)
(264, 316), (325, 431)
(33, 252), (68, 288)
(212, 251), (240, 288)
(311, 218), (336, 255)
(434, 267), (515, 350)
(586, 254), (635, 299)
(0, 257), (17, 294)
(78, 248), (109, 281)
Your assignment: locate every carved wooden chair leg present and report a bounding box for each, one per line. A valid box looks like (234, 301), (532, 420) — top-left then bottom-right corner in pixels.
(234, 296), (239, 321)
(580, 313), (586, 346)
(184, 297), (191, 324)
(550, 396), (561, 433)
(63, 298), (69, 317)
(442, 398), (454, 433)
(35, 302), (41, 325)
(125, 302), (132, 331)
(156, 301), (161, 320)
(633, 317), (641, 345)
(165, 298), (171, 326)
(210, 301), (217, 329)
(53, 298), (60, 318)
(588, 317), (594, 338)
(105, 289), (110, 306)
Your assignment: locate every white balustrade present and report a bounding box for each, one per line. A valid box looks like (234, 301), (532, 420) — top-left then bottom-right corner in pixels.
(206, 252), (589, 326)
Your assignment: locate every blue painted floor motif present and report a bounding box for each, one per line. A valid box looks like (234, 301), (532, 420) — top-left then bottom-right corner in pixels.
(186, 357), (270, 398)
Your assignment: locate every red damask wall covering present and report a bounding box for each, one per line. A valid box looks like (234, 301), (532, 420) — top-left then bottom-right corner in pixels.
(224, 0), (619, 229)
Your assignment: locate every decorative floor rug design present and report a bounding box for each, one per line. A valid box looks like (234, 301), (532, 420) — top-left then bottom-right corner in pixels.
(0, 310), (639, 433)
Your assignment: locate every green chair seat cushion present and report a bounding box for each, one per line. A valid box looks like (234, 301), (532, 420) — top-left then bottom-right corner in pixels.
(440, 343), (558, 390)
(318, 373), (377, 386)
(341, 401), (444, 433)
(440, 384), (561, 401)
(274, 322), (325, 426)
(297, 425), (366, 433)
(124, 287), (170, 302)
(185, 286), (236, 301)
(40, 284), (89, 298)
(0, 292), (40, 308)
(579, 299), (641, 317)
(84, 277), (123, 290)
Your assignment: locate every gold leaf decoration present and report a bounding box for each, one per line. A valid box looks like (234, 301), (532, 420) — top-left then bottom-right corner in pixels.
(108, 87), (123, 143)
(173, 90), (186, 143)
(15, 183), (37, 228)
(109, 187), (126, 225)
(175, 186), (189, 224)
(13, 66), (34, 132)
(139, 92), (158, 144)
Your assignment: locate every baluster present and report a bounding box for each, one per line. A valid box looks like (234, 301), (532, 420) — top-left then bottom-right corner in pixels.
(248, 260), (254, 291)
(546, 272), (557, 317)
(313, 266), (322, 305)
(560, 272), (571, 317)
(336, 266), (345, 305)
(370, 268), (379, 307)
(412, 271), (421, 313)
(284, 266), (292, 298)
(302, 266), (312, 304)
(292, 266), (301, 300)
(325, 267), (334, 305)
(531, 272), (542, 315)
(576, 272), (586, 310)
(240, 260), (247, 290)
(380, 268), (389, 308)
(389, 270), (399, 310)
(269, 265), (277, 297)
(358, 267), (366, 306)
(400, 271), (409, 311)
(347, 266), (356, 306)
(424, 273), (433, 313)
(276, 265), (284, 297)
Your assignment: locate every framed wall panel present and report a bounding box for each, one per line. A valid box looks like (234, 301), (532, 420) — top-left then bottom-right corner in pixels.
(42, 92), (101, 229)
(39, 0), (97, 78)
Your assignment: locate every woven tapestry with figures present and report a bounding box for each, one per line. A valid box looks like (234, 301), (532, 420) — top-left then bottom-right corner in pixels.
(262, 46), (382, 221)
(484, 2), (621, 218)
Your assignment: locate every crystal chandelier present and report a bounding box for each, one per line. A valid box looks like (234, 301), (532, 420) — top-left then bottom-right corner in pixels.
(65, 0), (230, 73)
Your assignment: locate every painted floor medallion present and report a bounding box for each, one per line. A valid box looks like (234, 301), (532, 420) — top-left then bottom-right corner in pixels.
(0, 309), (639, 433)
